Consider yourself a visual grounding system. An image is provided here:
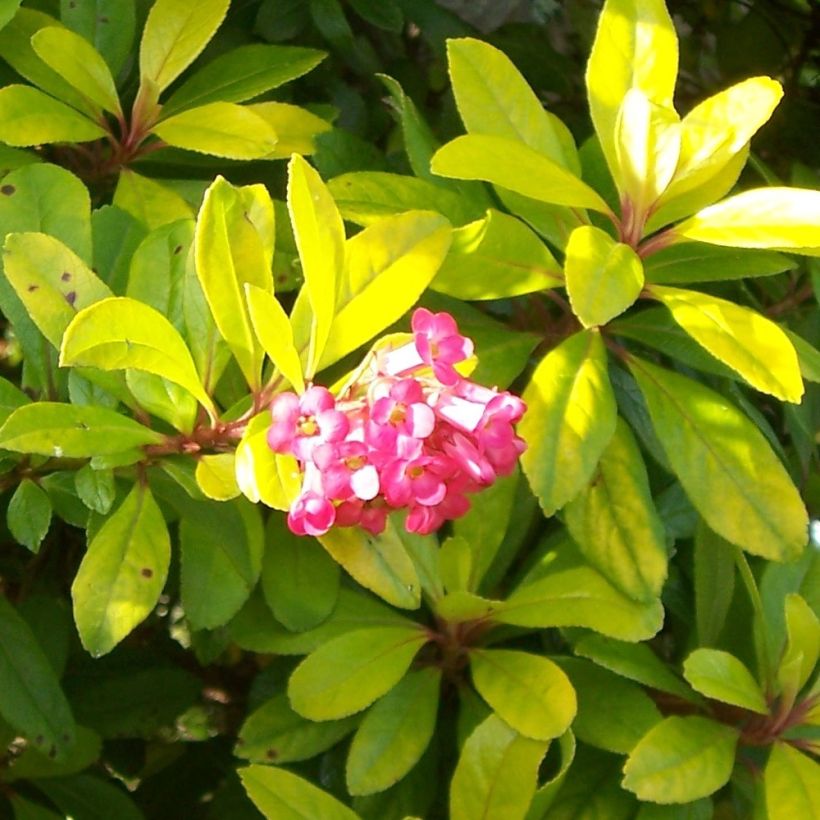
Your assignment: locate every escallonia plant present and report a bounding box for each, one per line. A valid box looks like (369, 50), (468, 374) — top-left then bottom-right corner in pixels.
(0, 0), (817, 818)
(0, 0), (328, 188)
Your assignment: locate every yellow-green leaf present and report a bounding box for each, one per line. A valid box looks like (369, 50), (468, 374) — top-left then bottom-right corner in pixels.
(0, 85), (106, 146)
(114, 170), (193, 231)
(470, 649), (576, 741)
(649, 284), (803, 402)
(346, 666), (441, 796)
(319, 516), (421, 610)
(628, 356), (808, 561)
(139, 0), (230, 92)
(2, 231), (112, 348)
(447, 37), (579, 172)
(195, 453), (240, 501)
(764, 743), (820, 820)
(450, 714), (548, 820)
(586, 0), (678, 179)
(622, 716), (738, 803)
(71, 483), (170, 656)
(287, 155), (345, 376)
(432, 209), (562, 300)
(318, 210), (451, 369)
(194, 176), (273, 388)
(614, 88), (680, 214)
(565, 225), (644, 328)
(777, 593), (819, 704)
(683, 649), (768, 714)
(564, 417), (667, 602)
(287, 625), (428, 720)
(234, 413), (301, 510)
(245, 285), (304, 393)
(659, 77), (782, 207)
(153, 102), (277, 160)
(249, 102), (331, 158)
(673, 187), (820, 253)
(31, 27), (121, 116)
(240, 765), (359, 820)
(431, 134), (611, 213)
(60, 296), (215, 417)
(519, 331), (617, 516)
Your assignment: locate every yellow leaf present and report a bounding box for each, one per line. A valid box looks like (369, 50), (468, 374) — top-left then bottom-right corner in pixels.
(660, 77), (782, 206)
(614, 88), (680, 217)
(649, 285), (804, 403)
(586, 0), (678, 180)
(195, 453), (240, 501)
(674, 187), (820, 252)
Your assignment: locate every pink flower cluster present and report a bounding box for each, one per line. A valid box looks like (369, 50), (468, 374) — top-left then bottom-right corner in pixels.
(267, 308), (527, 537)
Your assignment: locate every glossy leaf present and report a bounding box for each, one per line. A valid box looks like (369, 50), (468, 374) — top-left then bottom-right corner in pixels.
(318, 210), (451, 368)
(319, 515), (421, 610)
(127, 370), (198, 434)
(163, 43), (324, 115)
(194, 453), (240, 500)
(31, 26), (121, 115)
(674, 187), (820, 253)
(346, 666), (441, 795)
(650, 284), (803, 402)
(71, 482), (170, 656)
(74, 463), (115, 515)
(237, 693), (356, 765)
(564, 417), (667, 602)
(643, 243), (795, 284)
(660, 77), (783, 207)
(450, 714), (548, 820)
(180, 500), (263, 629)
(519, 330), (617, 516)
(240, 765), (359, 820)
(628, 355), (808, 560)
(287, 154), (345, 376)
(287, 624), (428, 720)
(0, 84), (106, 146)
(777, 593), (819, 703)
(431, 135), (611, 213)
(0, 595), (75, 760)
(235, 413), (302, 510)
(35, 774), (142, 820)
(0, 402), (162, 457)
(496, 540), (664, 642)
(7, 478), (51, 552)
(764, 742), (820, 820)
(139, 0), (230, 92)
(60, 296), (215, 416)
(470, 649), (576, 741)
(683, 649), (768, 714)
(586, 0), (678, 178)
(614, 88), (680, 212)
(557, 658), (661, 754)
(574, 634), (696, 701)
(114, 170), (193, 230)
(153, 102), (278, 159)
(245, 285), (304, 392)
(194, 177), (273, 388)
(3, 231), (111, 348)
(565, 225), (644, 328)
(433, 209), (561, 300)
(262, 513), (340, 632)
(622, 716), (738, 803)
(447, 37), (579, 171)
(248, 101), (332, 158)
(328, 171), (482, 227)
(60, 0), (136, 77)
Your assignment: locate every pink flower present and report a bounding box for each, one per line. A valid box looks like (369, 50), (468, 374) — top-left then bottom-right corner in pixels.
(336, 498), (389, 535)
(412, 308), (474, 386)
(314, 441), (380, 501)
(368, 378), (435, 450)
(267, 387), (349, 462)
(381, 455), (449, 507)
(287, 490), (336, 536)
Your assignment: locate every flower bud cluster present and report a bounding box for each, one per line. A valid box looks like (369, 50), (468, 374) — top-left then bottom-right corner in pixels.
(267, 308), (526, 537)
